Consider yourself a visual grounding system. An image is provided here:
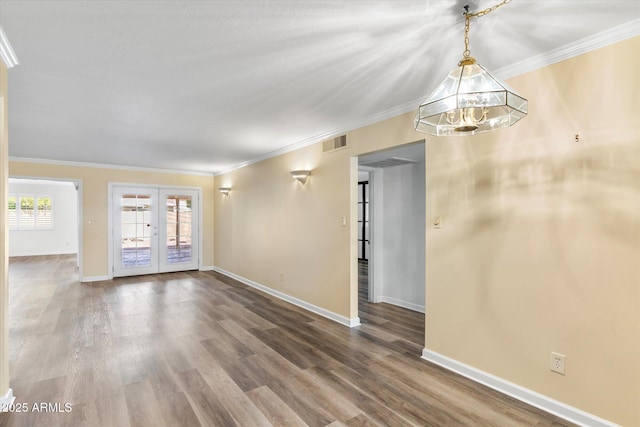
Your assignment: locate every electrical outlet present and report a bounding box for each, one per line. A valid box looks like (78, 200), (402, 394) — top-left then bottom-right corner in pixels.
(279, 273), (285, 283)
(550, 352), (565, 375)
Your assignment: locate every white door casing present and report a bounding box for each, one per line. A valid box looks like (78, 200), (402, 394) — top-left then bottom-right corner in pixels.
(111, 185), (200, 277)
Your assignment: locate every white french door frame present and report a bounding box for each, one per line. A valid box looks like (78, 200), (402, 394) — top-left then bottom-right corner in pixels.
(107, 182), (203, 279)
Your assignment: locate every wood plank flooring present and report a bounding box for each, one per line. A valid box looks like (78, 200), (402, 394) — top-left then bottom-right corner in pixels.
(0, 255), (575, 426)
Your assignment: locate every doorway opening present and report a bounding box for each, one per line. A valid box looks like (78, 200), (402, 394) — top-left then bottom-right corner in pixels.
(7, 177), (82, 275)
(354, 141), (426, 345)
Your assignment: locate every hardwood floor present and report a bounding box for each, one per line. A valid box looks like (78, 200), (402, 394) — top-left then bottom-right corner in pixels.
(357, 260), (425, 349)
(0, 255), (575, 427)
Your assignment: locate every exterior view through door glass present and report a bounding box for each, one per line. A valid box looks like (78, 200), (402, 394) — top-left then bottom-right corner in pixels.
(113, 186), (199, 277)
(165, 195), (192, 263)
(122, 194), (152, 266)
(159, 189), (199, 273)
(113, 187), (159, 276)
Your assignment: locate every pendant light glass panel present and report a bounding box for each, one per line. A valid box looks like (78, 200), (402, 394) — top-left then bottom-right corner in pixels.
(415, 62), (527, 136)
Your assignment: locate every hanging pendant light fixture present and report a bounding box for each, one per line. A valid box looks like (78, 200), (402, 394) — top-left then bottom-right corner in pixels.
(415, 0), (527, 136)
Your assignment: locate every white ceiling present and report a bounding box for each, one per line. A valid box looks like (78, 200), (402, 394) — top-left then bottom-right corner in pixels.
(1, 1), (639, 174)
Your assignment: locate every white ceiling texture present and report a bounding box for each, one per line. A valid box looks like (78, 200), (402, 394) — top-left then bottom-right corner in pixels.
(1, 1), (639, 174)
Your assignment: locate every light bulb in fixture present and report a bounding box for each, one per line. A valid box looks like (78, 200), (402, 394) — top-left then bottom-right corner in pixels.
(415, 1), (527, 136)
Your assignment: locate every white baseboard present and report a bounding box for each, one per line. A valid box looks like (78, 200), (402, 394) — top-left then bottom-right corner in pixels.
(81, 275), (110, 283)
(1, 388), (15, 411)
(9, 250), (78, 257)
(379, 296), (425, 313)
(213, 267), (360, 328)
(421, 349), (619, 427)
(199, 266), (215, 271)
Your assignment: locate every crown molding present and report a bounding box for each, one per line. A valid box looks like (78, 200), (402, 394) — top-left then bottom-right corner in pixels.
(0, 26), (19, 68)
(494, 18), (640, 80)
(7, 20), (638, 177)
(217, 19), (640, 176)
(213, 97), (425, 176)
(8, 156), (214, 177)
(214, 127), (348, 176)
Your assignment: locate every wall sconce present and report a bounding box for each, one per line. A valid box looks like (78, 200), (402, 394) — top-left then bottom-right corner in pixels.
(290, 170), (311, 185)
(219, 187), (231, 196)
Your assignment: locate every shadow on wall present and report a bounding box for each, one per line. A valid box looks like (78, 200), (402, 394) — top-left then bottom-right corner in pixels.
(427, 123), (639, 333)
(429, 133), (638, 250)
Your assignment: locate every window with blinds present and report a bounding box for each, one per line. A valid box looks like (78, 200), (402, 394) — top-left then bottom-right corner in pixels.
(8, 195), (53, 230)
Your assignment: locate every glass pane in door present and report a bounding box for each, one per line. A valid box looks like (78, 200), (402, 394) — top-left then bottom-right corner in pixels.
(165, 195), (192, 264)
(121, 194), (152, 267)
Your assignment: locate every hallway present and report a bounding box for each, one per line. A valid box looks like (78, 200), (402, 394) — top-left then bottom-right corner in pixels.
(357, 260), (424, 348)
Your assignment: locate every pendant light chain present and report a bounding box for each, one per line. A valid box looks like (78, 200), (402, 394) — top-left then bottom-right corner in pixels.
(462, 0), (512, 59)
(415, 0), (527, 136)
(467, 0), (512, 18)
(463, 15), (471, 58)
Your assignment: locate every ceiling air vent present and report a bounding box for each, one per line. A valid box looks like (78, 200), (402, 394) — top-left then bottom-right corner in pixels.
(360, 157), (419, 168)
(323, 135), (347, 152)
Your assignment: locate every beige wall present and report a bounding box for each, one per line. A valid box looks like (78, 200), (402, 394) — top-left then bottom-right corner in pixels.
(1, 58), (10, 397)
(215, 143), (353, 318)
(215, 36), (639, 425)
(421, 36), (639, 426)
(8, 161), (215, 278)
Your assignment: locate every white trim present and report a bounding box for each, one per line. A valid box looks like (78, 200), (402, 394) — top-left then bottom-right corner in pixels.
(77, 179), (83, 274)
(0, 26), (18, 68)
(215, 128), (348, 176)
(81, 275), (109, 283)
(0, 388), (15, 411)
(198, 189), (204, 272)
(215, 20), (640, 177)
(369, 168), (384, 304)
(9, 250), (77, 257)
(494, 18), (640, 81)
(378, 296), (425, 314)
(199, 266), (215, 271)
(107, 184), (114, 280)
(213, 267), (360, 328)
(9, 156), (213, 177)
(4, 21), (636, 179)
(420, 349), (620, 427)
(108, 182), (204, 278)
(215, 98), (426, 177)
(5, 22), (636, 179)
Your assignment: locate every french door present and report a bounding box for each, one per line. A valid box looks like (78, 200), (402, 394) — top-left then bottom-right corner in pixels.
(112, 186), (199, 277)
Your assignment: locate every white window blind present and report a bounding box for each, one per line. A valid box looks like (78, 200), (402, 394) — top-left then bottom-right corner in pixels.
(8, 194), (53, 230)
(8, 195), (17, 229)
(36, 196), (52, 228)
